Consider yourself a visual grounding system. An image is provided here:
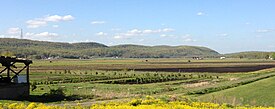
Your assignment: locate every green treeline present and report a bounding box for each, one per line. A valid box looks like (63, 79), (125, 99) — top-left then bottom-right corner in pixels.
(226, 51), (275, 59)
(0, 38), (219, 59)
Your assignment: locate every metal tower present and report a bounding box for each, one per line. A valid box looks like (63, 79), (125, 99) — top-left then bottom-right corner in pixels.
(20, 29), (23, 39)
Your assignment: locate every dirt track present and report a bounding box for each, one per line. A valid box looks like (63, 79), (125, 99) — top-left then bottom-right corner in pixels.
(32, 65), (275, 73)
(30, 60), (275, 73)
(129, 65), (275, 73)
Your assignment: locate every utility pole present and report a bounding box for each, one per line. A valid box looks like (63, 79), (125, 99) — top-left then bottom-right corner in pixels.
(20, 28), (23, 39)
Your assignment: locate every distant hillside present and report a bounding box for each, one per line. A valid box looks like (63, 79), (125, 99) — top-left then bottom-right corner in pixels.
(0, 38), (107, 49)
(0, 38), (220, 59)
(111, 44), (220, 58)
(225, 51), (275, 59)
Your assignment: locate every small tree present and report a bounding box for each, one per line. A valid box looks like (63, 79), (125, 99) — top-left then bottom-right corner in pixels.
(265, 55), (270, 60)
(239, 55), (244, 59)
(272, 53), (275, 60)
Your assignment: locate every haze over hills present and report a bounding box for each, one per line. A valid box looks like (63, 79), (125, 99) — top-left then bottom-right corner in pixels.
(0, 38), (220, 59)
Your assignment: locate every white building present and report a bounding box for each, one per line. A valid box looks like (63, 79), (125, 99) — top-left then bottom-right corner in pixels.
(220, 57), (226, 59)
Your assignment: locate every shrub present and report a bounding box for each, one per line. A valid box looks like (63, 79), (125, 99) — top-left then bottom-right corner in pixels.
(42, 87), (66, 101)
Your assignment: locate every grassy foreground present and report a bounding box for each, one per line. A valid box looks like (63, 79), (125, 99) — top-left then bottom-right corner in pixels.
(1, 97), (275, 109)
(199, 75), (275, 106)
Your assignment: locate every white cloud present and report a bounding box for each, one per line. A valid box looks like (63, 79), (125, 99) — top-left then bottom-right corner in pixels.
(113, 28), (175, 39)
(139, 39), (145, 42)
(1, 28), (22, 38)
(160, 34), (167, 37)
(182, 34), (191, 38)
(52, 25), (59, 28)
(142, 28), (174, 34)
(182, 34), (196, 42)
(7, 27), (20, 34)
(142, 29), (154, 34)
(129, 29), (142, 34)
(256, 29), (273, 33)
(0, 34), (19, 38)
(114, 35), (123, 39)
(26, 20), (47, 28)
(183, 38), (196, 42)
(160, 34), (174, 37)
(197, 12), (205, 16)
(162, 28), (174, 32)
(109, 42), (114, 44)
(62, 15), (74, 21)
(36, 32), (58, 37)
(95, 32), (108, 36)
(26, 15), (74, 28)
(44, 15), (74, 22)
(91, 21), (106, 24)
(217, 33), (229, 37)
(70, 39), (96, 43)
(25, 32), (58, 40)
(111, 28), (121, 31)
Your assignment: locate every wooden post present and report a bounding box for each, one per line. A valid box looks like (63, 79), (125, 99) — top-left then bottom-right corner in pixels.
(26, 65), (29, 84)
(7, 66), (10, 78)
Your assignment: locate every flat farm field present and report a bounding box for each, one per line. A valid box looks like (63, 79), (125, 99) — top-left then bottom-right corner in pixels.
(1, 58), (275, 107)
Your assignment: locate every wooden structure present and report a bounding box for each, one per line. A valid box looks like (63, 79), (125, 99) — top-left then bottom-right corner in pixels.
(0, 56), (32, 99)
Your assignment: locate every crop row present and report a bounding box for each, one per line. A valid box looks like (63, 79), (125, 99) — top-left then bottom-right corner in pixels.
(99, 74), (219, 84)
(32, 71), (220, 85)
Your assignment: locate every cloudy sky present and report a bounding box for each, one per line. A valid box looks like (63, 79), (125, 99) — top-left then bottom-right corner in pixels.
(0, 0), (275, 53)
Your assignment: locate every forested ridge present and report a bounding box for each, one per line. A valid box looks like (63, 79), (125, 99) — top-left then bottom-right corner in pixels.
(0, 38), (220, 59)
(225, 51), (275, 59)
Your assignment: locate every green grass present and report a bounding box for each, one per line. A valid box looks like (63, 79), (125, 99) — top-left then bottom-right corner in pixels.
(1, 58), (275, 106)
(31, 80), (187, 101)
(198, 73), (275, 106)
(26, 68), (275, 104)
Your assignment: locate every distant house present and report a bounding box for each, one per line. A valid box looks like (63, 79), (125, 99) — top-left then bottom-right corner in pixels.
(112, 56), (119, 59)
(220, 57), (226, 59)
(192, 57), (203, 60)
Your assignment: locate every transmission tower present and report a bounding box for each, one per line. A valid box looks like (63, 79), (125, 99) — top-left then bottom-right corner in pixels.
(20, 29), (23, 39)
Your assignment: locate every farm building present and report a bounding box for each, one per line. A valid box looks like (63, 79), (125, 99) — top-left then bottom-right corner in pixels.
(0, 56), (32, 99)
(220, 57), (226, 59)
(192, 56), (204, 60)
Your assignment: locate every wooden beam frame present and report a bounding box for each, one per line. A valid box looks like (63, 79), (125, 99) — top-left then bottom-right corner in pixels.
(0, 56), (32, 83)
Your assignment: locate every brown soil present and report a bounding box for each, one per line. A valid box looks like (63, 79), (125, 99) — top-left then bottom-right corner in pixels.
(185, 81), (210, 88)
(30, 62), (275, 73)
(129, 65), (275, 73)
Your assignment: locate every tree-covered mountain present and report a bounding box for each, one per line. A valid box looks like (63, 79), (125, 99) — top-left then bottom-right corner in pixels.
(0, 38), (220, 59)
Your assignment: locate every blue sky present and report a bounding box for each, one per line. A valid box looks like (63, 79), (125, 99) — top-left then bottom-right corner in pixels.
(0, 0), (275, 53)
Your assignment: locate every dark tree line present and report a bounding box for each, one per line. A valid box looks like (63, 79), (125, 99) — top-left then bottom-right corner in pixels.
(0, 38), (219, 59)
